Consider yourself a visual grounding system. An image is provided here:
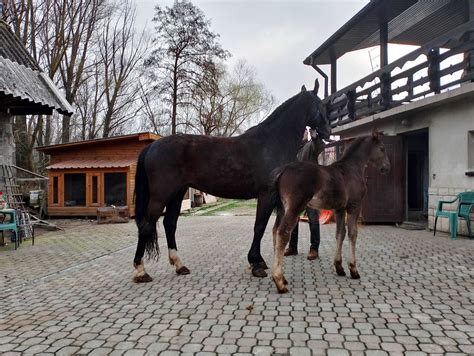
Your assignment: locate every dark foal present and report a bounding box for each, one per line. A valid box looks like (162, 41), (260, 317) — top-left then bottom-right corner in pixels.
(271, 129), (390, 293)
(133, 81), (331, 283)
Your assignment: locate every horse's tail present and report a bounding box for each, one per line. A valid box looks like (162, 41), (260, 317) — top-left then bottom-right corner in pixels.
(270, 166), (286, 215)
(135, 144), (160, 260)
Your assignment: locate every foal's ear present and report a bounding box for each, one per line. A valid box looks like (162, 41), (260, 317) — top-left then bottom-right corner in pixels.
(301, 85), (307, 92)
(372, 127), (380, 140)
(313, 79), (319, 94)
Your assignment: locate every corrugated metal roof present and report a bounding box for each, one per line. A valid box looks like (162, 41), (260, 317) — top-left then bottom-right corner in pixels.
(47, 158), (136, 170)
(0, 20), (74, 116)
(304, 0), (469, 66)
(0, 20), (39, 70)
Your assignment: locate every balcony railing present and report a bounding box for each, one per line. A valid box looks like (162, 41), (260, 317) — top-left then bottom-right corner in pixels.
(324, 20), (474, 128)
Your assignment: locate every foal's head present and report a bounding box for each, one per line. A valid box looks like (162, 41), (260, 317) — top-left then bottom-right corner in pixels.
(368, 129), (391, 174)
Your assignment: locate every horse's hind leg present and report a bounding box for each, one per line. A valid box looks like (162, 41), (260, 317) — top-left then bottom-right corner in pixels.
(334, 208), (347, 276)
(164, 188), (190, 275)
(133, 200), (165, 283)
(347, 209), (361, 279)
(248, 193), (274, 278)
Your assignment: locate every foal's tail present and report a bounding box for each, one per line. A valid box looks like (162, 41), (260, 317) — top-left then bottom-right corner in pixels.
(270, 166), (286, 216)
(135, 144), (160, 260)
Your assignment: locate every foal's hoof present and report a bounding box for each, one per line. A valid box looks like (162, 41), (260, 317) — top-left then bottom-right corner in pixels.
(336, 268), (346, 277)
(176, 266), (190, 275)
(350, 270), (361, 279)
(133, 273), (153, 283)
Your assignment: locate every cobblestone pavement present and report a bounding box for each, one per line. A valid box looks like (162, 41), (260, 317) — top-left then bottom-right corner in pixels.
(0, 216), (473, 355)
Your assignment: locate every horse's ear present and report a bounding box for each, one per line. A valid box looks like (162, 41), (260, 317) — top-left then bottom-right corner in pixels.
(372, 127), (380, 140)
(301, 85), (307, 92)
(313, 79), (319, 94)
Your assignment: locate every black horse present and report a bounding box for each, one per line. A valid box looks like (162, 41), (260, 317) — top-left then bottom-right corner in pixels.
(133, 80), (331, 283)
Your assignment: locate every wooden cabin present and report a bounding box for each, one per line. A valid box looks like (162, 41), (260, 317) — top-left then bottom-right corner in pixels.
(36, 133), (160, 217)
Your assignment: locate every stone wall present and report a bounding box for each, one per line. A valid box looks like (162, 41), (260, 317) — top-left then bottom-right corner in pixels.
(0, 113), (15, 166)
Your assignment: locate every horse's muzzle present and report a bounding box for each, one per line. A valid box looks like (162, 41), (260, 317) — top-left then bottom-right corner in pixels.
(379, 164), (390, 175)
(316, 126), (331, 140)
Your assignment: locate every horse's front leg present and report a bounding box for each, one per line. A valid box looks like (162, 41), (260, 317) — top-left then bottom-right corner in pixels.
(272, 212), (295, 294)
(334, 209), (347, 276)
(248, 192), (274, 278)
(164, 189), (190, 275)
(347, 209), (361, 279)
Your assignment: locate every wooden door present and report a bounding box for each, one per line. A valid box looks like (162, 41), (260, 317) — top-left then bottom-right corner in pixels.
(361, 135), (404, 223)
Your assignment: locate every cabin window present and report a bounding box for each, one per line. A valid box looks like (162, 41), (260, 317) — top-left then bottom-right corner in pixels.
(64, 173), (86, 206)
(104, 172), (127, 206)
(92, 176), (99, 204)
(52, 176), (59, 204)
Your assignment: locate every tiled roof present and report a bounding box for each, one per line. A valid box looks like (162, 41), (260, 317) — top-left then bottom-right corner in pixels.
(0, 20), (74, 116)
(47, 158), (136, 170)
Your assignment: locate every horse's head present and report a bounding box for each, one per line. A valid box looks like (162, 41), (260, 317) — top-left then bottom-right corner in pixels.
(301, 80), (331, 139)
(368, 128), (391, 174)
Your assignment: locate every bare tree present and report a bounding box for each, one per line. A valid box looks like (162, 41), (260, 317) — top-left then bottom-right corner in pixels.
(191, 59), (275, 136)
(144, 0), (229, 135)
(74, 1), (147, 139)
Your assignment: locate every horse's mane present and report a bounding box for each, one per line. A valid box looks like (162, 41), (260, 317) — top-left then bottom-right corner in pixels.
(244, 91), (306, 134)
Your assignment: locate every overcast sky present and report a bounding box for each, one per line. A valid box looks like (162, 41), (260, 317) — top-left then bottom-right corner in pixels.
(135, 0), (375, 103)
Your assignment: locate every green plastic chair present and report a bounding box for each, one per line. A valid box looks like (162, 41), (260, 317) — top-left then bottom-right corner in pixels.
(0, 209), (19, 249)
(434, 192), (474, 240)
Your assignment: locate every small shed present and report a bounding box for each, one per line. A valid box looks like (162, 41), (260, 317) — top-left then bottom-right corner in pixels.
(36, 133), (160, 217)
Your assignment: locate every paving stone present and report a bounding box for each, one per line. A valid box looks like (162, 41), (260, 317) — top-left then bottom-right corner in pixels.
(0, 218), (472, 355)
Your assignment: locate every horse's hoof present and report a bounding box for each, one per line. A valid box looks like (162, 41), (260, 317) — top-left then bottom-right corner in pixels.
(176, 266), (190, 275)
(336, 269), (346, 277)
(133, 273), (153, 283)
(277, 286), (289, 294)
(350, 271), (360, 279)
(252, 267), (268, 278)
(253, 261), (268, 270)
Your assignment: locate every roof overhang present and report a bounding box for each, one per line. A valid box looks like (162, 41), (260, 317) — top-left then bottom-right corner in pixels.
(36, 132), (161, 154)
(304, 0), (470, 66)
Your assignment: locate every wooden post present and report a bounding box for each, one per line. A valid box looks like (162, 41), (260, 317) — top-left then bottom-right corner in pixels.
(379, 2), (390, 108)
(428, 47), (441, 94)
(331, 56), (337, 94)
(467, 0), (474, 81)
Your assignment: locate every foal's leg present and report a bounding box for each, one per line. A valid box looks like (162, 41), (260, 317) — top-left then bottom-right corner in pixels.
(347, 209), (361, 279)
(272, 210), (298, 293)
(133, 199), (165, 283)
(248, 192), (274, 278)
(164, 188), (190, 275)
(334, 209), (347, 276)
